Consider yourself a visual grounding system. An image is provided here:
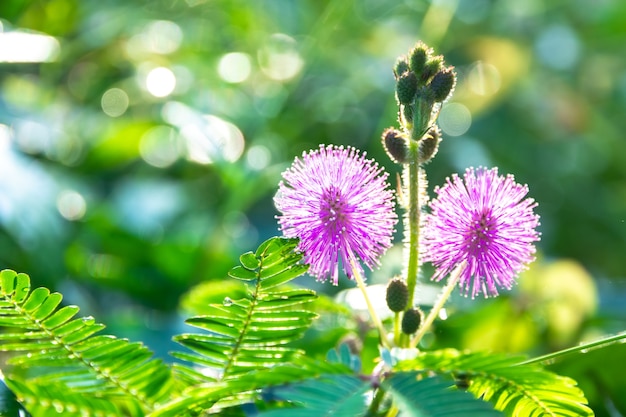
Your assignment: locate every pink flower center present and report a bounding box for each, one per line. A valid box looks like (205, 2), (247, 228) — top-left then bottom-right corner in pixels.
(468, 210), (496, 253)
(320, 187), (349, 230)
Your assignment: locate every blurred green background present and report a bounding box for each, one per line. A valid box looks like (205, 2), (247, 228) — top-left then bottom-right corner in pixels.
(1, 0), (625, 415)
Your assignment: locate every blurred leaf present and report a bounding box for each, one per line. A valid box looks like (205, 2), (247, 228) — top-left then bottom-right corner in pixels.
(258, 374), (370, 417)
(398, 349), (593, 417)
(384, 373), (503, 417)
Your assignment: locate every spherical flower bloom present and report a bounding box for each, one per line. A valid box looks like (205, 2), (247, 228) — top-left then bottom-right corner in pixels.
(275, 145), (397, 285)
(421, 167), (540, 298)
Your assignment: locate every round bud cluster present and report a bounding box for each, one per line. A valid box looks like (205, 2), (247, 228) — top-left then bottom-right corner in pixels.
(384, 41), (455, 166)
(385, 277), (409, 312)
(393, 42), (456, 107)
(401, 307), (423, 335)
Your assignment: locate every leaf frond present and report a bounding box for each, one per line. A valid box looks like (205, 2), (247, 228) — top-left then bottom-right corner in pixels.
(150, 359), (352, 416)
(172, 237), (316, 381)
(397, 349), (593, 417)
(0, 269), (173, 416)
(257, 374), (371, 417)
(383, 372), (503, 417)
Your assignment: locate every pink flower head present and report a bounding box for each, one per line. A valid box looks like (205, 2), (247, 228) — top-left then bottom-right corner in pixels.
(422, 167), (540, 298)
(275, 145), (397, 285)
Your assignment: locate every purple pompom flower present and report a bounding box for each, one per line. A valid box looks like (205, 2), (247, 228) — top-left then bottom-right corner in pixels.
(421, 167), (540, 298)
(275, 145), (397, 285)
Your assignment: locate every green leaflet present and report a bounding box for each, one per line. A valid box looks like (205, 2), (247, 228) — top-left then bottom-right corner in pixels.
(257, 374), (371, 417)
(383, 373), (503, 417)
(396, 349), (593, 417)
(173, 237), (315, 381)
(0, 269), (173, 416)
(150, 360), (353, 416)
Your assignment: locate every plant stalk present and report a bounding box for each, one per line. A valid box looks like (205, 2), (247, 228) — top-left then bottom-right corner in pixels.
(393, 312), (401, 346)
(349, 256), (391, 349)
(404, 141), (421, 338)
(520, 331), (626, 365)
(410, 262), (464, 348)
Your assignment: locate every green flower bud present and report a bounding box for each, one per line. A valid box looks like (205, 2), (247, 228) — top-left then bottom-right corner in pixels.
(382, 128), (410, 164)
(421, 55), (443, 83)
(429, 67), (456, 102)
(418, 126), (441, 164)
(401, 307), (423, 335)
(396, 71), (418, 105)
(409, 42), (430, 77)
(385, 277), (409, 312)
(393, 57), (410, 79)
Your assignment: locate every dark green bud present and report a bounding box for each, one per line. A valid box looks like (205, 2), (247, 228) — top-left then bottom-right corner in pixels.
(409, 42), (430, 77)
(393, 57), (410, 79)
(418, 126), (441, 164)
(421, 55), (443, 83)
(429, 67), (456, 102)
(385, 277), (409, 312)
(401, 307), (423, 335)
(396, 71), (418, 105)
(382, 128), (410, 164)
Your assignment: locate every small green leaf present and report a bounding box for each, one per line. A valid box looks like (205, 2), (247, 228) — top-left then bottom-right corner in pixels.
(0, 271), (30, 303)
(240, 252), (260, 270)
(31, 292), (63, 321)
(60, 323), (105, 344)
(21, 288), (51, 313)
(261, 265), (309, 290)
(41, 306), (80, 329)
(228, 266), (258, 281)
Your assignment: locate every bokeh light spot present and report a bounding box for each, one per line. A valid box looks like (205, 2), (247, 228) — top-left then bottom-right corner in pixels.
(101, 88), (129, 117)
(0, 31), (60, 63)
(258, 33), (303, 81)
(139, 126), (181, 168)
(164, 103), (246, 165)
(438, 102), (472, 136)
(467, 62), (501, 96)
(57, 190), (87, 221)
(218, 52), (252, 83)
(182, 115), (245, 164)
(145, 20), (183, 54)
(146, 67), (176, 97)
(246, 145), (271, 170)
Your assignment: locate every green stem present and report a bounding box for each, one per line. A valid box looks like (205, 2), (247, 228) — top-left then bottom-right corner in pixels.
(349, 256), (391, 349)
(404, 141), (421, 315)
(393, 312), (401, 346)
(410, 262), (464, 348)
(520, 331), (626, 366)
(366, 388), (386, 417)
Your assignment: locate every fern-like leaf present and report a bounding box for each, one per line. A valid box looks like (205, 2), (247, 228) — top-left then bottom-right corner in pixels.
(172, 237), (315, 380)
(0, 269), (173, 416)
(5, 379), (124, 417)
(150, 359), (352, 416)
(257, 374), (371, 417)
(397, 349), (593, 417)
(384, 372), (503, 417)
